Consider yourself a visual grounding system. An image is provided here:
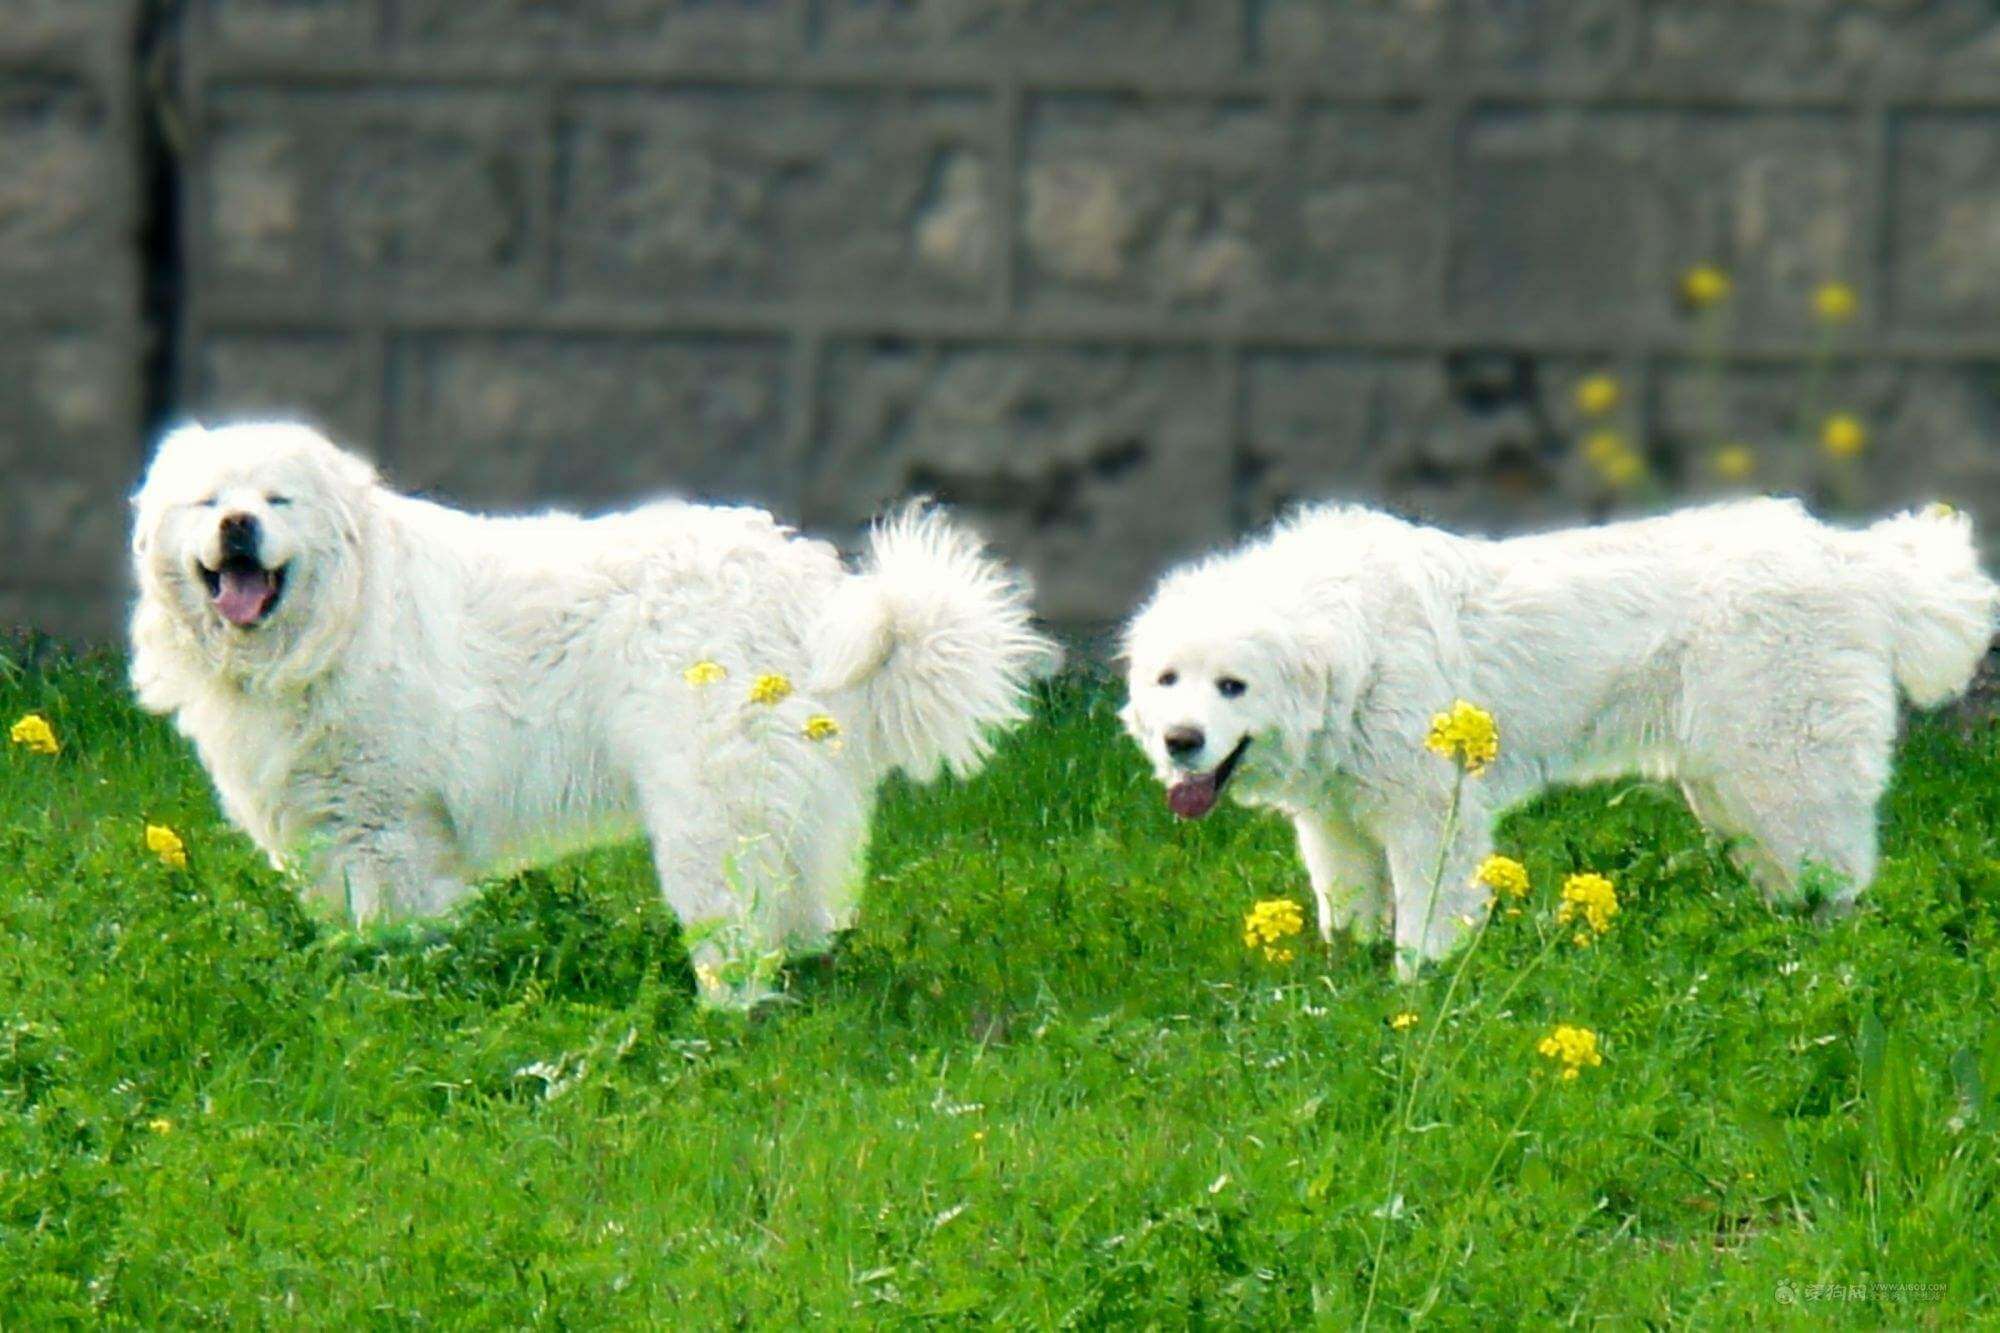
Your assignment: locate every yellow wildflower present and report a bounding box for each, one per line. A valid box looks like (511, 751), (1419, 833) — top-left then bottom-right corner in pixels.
(1574, 373), (1620, 418)
(1475, 854), (1530, 901)
(1583, 431), (1644, 488)
(683, 660), (727, 687)
(1537, 1024), (1604, 1080)
(147, 1117), (173, 1134)
(1602, 450), (1644, 488)
(1425, 700), (1498, 776)
(1556, 872), (1618, 936)
(1583, 430), (1625, 465)
(1242, 898), (1305, 963)
(9, 713), (58, 755)
(1821, 414), (1866, 460)
(145, 824), (188, 869)
(1813, 281), (1857, 324)
(747, 673), (793, 706)
(1712, 444), (1755, 481)
(1389, 1011), (1419, 1031)
(802, 714), (841, 742)
(1680, 264), (1732, 309)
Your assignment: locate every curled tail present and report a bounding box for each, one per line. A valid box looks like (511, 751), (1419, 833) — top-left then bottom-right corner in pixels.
(808, 505), (1059, 779)
(1867, 506), (1998, 707)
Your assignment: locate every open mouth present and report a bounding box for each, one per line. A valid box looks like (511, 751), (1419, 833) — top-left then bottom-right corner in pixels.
(198, 556), (286, 628)
(1166, 735), (1251, 820)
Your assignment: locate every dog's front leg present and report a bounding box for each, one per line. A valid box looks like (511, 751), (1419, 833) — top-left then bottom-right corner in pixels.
(1292, 808), (1390, 943)
(1379, 802), (1494, 980)
(645, 803), (794, 1011)
(309, 816), (468, 923)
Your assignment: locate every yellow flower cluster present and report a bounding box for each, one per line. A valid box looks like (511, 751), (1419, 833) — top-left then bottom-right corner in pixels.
(1475, 854), (1530, 901)
(1425, 700), (1498, 776)
(1584, 431), (1645, 489)
(1681, 264), (1732, 309)
(1389, 1011), (1419, 1032)
(1821, 414), (1867, 459)
(689, 663), (814, 715)
(10, 713), (58, 755)
(1574, 373), (1620, 418)
(802, 713), (841, 743)
(1813, 281), (1857, 324)
(683, 660), (727, 687)
(1557, 872), (1618, 944)
(748, 673), (793, 706)
(1712, 444), (1755, 482)
(1538, 1024), (1604, 1080)
(145, 823), (187, 869)
(1242, 898), (1305, 964)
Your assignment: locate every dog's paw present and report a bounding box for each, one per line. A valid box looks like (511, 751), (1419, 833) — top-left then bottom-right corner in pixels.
(688, 930), (789, 1013)
(693, 965), (786, 1014)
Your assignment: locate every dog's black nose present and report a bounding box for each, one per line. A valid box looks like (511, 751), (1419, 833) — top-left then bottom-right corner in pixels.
(1165, 726), (1204, 759)
(219, 512), (260, 559)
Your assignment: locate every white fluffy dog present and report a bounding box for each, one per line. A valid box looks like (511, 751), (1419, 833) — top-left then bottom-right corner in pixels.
(1122, 499), (1997, 971)
(130, 422), (1054, 1006)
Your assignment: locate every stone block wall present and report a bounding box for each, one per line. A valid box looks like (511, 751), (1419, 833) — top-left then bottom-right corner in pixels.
(9, 1), (2000, 636)
(0, 0), (144, 640)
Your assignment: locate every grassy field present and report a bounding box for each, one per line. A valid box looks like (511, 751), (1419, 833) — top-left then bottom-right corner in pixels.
(2, 645), (1997, 1327)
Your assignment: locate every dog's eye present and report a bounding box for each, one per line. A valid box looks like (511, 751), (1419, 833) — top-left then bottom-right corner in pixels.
(1157, 670), (1178, 687)
(267, 494), (292, 507)
(196, 496), (218, 508)
(1217, 677), (1247, 699)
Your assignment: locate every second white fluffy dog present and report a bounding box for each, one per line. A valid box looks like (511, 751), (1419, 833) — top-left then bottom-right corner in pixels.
(131, 422), (1054, 1006)
(1122, 499), (1996, 971)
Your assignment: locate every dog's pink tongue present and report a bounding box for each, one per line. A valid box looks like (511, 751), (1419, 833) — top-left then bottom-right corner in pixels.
(214, 568), (275, 626)
(1167, 773), (1219, 820)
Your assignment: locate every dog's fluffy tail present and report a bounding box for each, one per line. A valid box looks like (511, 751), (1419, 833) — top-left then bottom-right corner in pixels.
(1866, 505), (1998, 707)
(808, 505), (1059, 780)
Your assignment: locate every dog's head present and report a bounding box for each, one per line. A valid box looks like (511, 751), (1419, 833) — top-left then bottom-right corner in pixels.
(130, 421), (377, 699)
(1120, 582), (1369, 820)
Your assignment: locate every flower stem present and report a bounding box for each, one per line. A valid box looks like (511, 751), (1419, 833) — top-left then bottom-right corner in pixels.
(1362, 768), (1466, 1329)
(1410, 1079), (1548, 1324)
(1432, 924), (1566, 1094)
(1400, 903), (1497, 1132)
(1412, 770), (1466, 969)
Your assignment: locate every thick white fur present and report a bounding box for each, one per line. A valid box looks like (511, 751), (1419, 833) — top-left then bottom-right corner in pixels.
(1122, 499), (1997, 973)
(131, 422), (1054, 1005)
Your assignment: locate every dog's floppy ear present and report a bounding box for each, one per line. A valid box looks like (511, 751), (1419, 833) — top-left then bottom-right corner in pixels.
(295, 428), (382, 549)
(1259, 602), (1371, 765)
(307, 431), (380, 494)
(1264, 624), (1332, 726)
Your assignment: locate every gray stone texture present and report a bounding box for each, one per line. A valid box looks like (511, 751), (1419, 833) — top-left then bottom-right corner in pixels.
(810, 343), (1232, 621)
(0, 0), (142, 639)
(200, 87), (541, 301)
(392, 335), (792, 511)
(559, 89), (998, 306)
(1022, 99), (1432, 326)
(1453, 110), (1865, 339)
(9, 0), (2000, 641)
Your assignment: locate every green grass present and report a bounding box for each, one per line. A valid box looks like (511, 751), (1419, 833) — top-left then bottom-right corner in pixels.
(2, 644), (1998, 1326)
